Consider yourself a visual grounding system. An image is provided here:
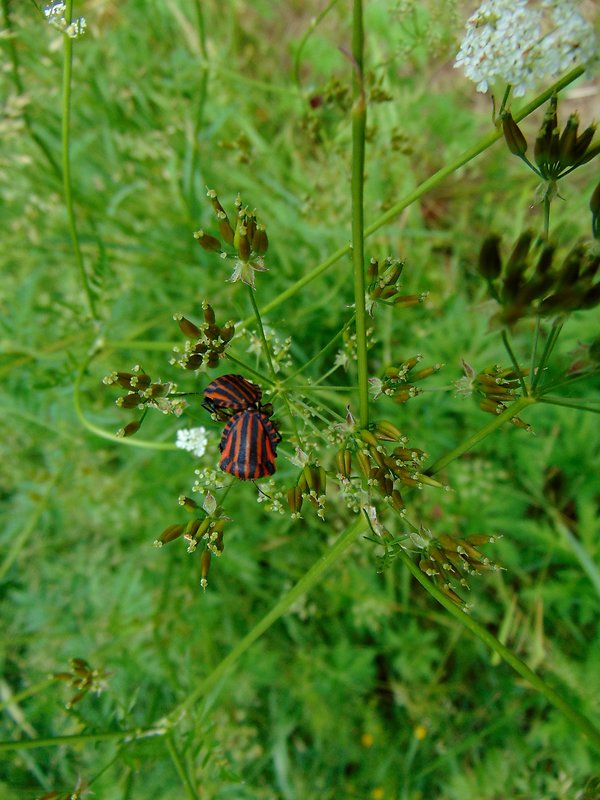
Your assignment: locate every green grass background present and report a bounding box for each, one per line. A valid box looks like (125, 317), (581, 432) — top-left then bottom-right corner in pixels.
(1, 1), (599, 798)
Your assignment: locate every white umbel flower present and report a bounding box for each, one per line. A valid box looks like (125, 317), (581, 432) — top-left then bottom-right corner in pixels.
(176, 427), (208, 458)
(455, 0), (599, 96)
(44, 1), (87, 38)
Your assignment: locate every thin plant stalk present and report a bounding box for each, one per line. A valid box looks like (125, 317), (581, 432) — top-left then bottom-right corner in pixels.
(62, 1), (98, 320)
(351, 0), (369, 429)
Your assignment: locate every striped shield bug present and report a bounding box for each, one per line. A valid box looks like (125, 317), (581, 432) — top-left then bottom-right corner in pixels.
(219, 409), (281, 480)
(203, 373), (262, 415)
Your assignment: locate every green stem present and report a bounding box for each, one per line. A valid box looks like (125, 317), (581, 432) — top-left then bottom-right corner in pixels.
(426, 395), (536, 476)
(501, 329), (527, 395)
(245, 68), (584, 327)
(62, 2), (98, 320)
(531, 319), (563, 392)
(542, 193), (551, 239)
(539, 368), (597, 395)
(166, 515), (366, 722)
(184, 0), (209, 214)
(247, 286), (302, 444)
(0, 678), (55, 714)
(284, 314), (355, 383)
(166, 735), (198, 800)
(538, 396), (600, 414)
(351, 0), (369, 429)
(398, 550), (600, 751)
(247, 287), (277, 377)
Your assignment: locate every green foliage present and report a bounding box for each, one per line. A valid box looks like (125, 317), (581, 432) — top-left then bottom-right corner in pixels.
(1, 0), (599, 798)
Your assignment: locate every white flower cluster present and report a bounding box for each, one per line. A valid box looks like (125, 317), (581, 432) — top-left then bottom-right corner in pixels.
(43, 2), (87, 38)
(176, 427), (208, 458)
(455, 0), (600, 96)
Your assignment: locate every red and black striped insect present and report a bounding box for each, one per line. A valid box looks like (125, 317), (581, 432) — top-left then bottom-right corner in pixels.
(203, 373), (262, 415)
(219, 409), (281, 480)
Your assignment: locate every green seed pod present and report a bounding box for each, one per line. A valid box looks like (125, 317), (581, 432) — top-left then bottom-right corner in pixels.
(252, 224), (269, 256)
(118, 420), (142, 437)
(220, 323), (235, 343)
(184, 354), (203, 370)
(590, 178), (600, 239)
(193, 230), (222, 252)
(287, 486), (303, 514)
(178, 316), (202, 338)
(219, 216), (235, 245)
(501, 112), (528, 158)
(572, 125), (597, 163)
(157, 524), (185, 545)
(359, 429), (379, 448)
(558, 113), (579, 169)
(203, 302), (216, 325)
(117, 392), (142, 409)
(373, 420), (403, 441)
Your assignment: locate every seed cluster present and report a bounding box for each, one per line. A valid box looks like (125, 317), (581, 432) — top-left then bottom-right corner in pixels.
(103, 366), (185, 437)
(172, 302), (235, 371)
(478, 232), (600, 325)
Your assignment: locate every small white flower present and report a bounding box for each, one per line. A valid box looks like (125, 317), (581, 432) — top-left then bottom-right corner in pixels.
(43, 1), (86, 38)
(455, 0), (600, 97)
(176, 427), (208, 458)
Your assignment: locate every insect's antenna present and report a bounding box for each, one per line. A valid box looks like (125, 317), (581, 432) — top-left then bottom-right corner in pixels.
(255, 482), (273, 500)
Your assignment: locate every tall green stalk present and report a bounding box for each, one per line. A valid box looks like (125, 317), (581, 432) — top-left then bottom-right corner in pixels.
(351, 0), (369, 429)
(62, 1), (98, 321)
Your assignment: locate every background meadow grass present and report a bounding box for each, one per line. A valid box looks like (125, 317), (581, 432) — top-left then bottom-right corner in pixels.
(1, 0), (600, 798)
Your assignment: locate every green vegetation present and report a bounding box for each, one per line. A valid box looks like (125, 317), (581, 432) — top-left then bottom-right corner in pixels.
(1, 1), (599, 798)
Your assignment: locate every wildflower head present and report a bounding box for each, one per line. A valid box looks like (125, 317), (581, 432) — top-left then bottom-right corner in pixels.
(176, 427), (208, 458)
(455, 0), (600, 97)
